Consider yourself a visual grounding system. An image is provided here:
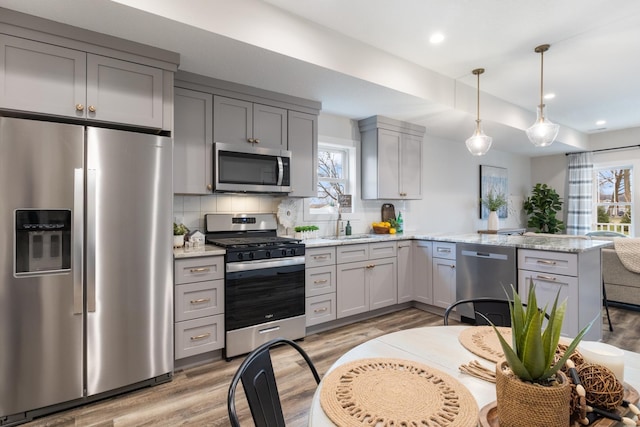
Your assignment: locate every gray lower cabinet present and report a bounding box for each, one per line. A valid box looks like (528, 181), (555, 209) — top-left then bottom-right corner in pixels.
(213, 95), (287, 149)
(305, 247), (337, 326)
(288, 111), (318, 197)
(432, 242), (456, 309)
(173, 87), (213, 194)
(517, 248), (601, 341)
(397, 240), (413, 303)
(336, 242), (397, 318)
(412, 240), (433, 304)
(0, 34), (166, 129)
(174, 256), (225, 359)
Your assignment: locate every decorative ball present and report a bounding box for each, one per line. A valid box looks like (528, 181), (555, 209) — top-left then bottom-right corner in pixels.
(576, 363), (624, 410)
(555, 343), (585, 371)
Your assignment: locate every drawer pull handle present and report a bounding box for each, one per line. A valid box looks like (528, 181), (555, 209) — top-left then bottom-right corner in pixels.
(314, 307), (328, 313)
(259, 326), (280, 334)
(190, 333), (211, 341)
(313, 279), (328, 284)
(313, 255), (328, 260)
(535, 274), (557, 282)
(366, 264), (375, 269)
(189, 267), (211, 273)
(450, 264), (455, 269)
(437, 248), (451, 253)
(190, 298), (211, 304)
(536, 260), (557, 265)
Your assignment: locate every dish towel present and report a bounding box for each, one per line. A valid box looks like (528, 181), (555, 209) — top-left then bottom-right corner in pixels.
(614, 238), (640, 273)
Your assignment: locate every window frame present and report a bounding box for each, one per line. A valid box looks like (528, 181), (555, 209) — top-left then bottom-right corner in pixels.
(592, 162), (634, 236)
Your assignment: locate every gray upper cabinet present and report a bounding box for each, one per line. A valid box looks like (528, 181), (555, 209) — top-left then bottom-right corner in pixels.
(287, 111), (318, 197)
(213, 95), (287, 149)
(359, 115), (425, 200)
(0, 35), (87, 119)
(174, 88), (213, 194)
(0, 33), (170, 130)
(86, 54), (164, 129)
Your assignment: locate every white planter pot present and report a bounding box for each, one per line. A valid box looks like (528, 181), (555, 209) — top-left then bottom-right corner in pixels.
(173, 234), (185, 248)
(488, 211), (499, 231)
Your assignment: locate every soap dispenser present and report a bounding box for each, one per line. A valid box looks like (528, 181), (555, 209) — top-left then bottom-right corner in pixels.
(397, 212), (403, 233)
(345, 221), (352, 236)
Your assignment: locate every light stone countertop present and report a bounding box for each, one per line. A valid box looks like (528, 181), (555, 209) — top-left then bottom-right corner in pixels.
(173, 244), (226, 259)
(304, 232), (613, 253)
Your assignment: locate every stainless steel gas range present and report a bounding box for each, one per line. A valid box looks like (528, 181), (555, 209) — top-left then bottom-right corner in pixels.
(205, 213), (305, 359)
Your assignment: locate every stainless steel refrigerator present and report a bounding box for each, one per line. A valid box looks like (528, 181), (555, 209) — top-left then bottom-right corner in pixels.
(0, 117), (173, 424)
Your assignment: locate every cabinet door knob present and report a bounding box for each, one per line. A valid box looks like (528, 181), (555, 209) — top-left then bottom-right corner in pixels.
(88, 105), (97, 113)
(247, 138), (255, 143)
(75, 104), (84, 111)
(254, 138), (260, 144)
(207, 184), (213, 191)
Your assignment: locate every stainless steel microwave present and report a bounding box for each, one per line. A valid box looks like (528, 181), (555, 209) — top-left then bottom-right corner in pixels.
(213, 142), (292, 193)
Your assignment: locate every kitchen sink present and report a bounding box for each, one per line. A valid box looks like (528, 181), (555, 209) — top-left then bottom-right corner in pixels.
(322, 234), (380, 240)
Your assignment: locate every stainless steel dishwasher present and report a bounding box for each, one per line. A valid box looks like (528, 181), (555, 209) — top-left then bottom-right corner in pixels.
(455, 243), (517, 321)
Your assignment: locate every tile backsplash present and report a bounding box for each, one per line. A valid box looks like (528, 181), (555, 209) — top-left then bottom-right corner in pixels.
(173, 194), (282, 232)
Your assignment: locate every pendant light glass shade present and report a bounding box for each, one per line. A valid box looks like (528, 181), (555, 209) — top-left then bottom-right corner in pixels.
(466, 68), (492, 156)
(527, 44), (559, 147)
(526, 105), (559, 147)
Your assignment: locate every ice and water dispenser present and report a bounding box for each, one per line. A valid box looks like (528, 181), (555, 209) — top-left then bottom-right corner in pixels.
(15, 210), (71, 275)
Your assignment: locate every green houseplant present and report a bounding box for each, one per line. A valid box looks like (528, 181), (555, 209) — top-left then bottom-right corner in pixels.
(481, 189), (507, 231)
(488, 282), (592, 426)
(173, 222), (189, 247)
(523, 183), (565, 234)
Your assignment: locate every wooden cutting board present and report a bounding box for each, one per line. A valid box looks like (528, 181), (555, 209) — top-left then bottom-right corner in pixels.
(381, 203), (395, 222)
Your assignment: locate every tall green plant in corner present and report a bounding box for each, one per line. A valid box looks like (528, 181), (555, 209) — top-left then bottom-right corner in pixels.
(523, 183), (565, 234)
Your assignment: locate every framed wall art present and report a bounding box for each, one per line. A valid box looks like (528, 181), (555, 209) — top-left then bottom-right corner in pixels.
(479, 165), (508, 219)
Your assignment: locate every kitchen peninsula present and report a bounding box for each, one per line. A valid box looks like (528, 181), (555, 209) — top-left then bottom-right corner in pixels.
(304, 232), (611, 342)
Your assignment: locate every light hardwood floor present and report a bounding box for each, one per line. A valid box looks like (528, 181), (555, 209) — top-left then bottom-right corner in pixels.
(22, 306), (640, 427)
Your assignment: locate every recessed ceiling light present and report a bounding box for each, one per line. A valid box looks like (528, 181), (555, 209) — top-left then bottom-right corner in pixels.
(429, 33), (445, 44)
(543, 93), (555, 100)
(596, 120), (606, 126)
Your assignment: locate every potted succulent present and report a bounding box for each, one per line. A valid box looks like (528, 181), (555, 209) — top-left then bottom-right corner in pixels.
(488, 282), (592, 426)
(523, 183), (565, 234)
(481, 189), (507, 231)
(173, 222), (189, 247)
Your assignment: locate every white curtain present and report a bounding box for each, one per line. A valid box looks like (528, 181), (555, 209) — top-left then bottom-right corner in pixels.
(566, 152), (594, 235)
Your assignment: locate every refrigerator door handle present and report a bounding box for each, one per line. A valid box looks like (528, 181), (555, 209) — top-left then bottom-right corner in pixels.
(73, 168), (84, 314)
(86, 168), (97, 313)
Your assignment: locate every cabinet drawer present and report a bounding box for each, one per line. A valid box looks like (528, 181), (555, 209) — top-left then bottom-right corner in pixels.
(337, 244), (369, 264)
(306, 294), (337, 326)
(175, 314), (224, 359)
(175, 256), (224, 284)
(433, 242), (456, 260)
(306, 247), (336, 267)
(369, 241), (397, 260)
(175, 280), (224, 322)
(306, 265), (336, 297)
(518, 250), (577, 276)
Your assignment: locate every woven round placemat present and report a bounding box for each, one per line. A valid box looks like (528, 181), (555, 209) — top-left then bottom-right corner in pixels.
(320, 358), (479, 427)
(458, 326), (512, 363)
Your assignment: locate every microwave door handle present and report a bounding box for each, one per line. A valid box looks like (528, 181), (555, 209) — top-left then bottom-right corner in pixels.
(277, 156), (283, 186)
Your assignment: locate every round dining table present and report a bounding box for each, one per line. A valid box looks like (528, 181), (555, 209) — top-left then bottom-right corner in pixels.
(308, 325), (640, 426)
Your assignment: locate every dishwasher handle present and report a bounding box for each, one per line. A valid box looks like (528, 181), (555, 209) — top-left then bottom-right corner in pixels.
(460, 250), (508, 261)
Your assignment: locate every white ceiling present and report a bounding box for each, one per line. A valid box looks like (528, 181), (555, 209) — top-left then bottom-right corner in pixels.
(2, 0), (640, 157)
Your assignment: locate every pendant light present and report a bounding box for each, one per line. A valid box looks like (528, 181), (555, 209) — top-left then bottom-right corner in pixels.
(465, 68), (492, 156)
(526, 44), (559, 147)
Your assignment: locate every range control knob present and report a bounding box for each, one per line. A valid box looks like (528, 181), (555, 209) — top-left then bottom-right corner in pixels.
(248, 252), (254, 260)
(281, 249), (287, 256)
(237, 253), (243, 261)
(265, 251), (271, 258)
(289, 248), (296, 256)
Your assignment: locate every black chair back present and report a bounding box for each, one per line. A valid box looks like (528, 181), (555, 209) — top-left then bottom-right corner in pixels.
(443, 297), (512, 326)
(227, 338), (321, 427)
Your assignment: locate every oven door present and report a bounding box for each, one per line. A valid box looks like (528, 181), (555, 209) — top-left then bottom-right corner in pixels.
(225, 256), (304, 331)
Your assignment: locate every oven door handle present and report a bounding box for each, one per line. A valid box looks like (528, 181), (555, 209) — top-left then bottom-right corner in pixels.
(226, 255), (305, 273)
(277, 156), (284, 186)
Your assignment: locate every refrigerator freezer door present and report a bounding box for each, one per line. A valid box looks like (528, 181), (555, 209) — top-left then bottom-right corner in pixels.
(0, 117), (84, 417)
(86, 127), (173, 396)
